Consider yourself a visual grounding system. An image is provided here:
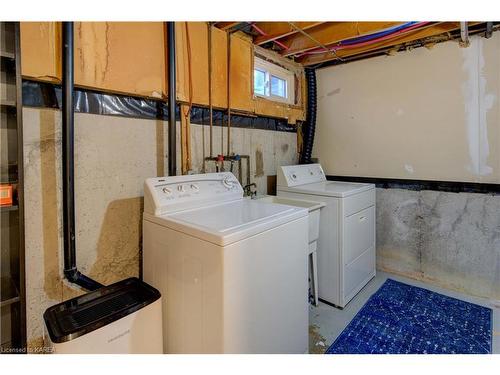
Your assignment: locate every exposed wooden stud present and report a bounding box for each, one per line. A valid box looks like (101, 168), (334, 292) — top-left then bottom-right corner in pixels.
(20, 22), (62, 82)
(226, 31), (231, 156)
(229, 34), (254, 113)
(180, 103), (192, 174)
(208, 23), (212, 160)
(253, 22), (324, 45)
(298, 22), (462, 66)
(281, 21), (401, 57)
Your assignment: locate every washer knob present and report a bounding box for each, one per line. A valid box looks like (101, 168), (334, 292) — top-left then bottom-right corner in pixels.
(222, 177), (235, 189)
(177, 185), (185, 192)
(190, 184), (199, 191)
(162, 187), (171, 195)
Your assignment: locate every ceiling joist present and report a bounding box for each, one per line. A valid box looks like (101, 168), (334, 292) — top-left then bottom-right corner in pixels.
(280, 22), (402, 57)
(213, 21), (490, 67)
(298, 22), (462, 66)
(252, 22), (324, 45)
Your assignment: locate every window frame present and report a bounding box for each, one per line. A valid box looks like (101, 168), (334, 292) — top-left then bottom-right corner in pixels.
(253, 57), (295, 105)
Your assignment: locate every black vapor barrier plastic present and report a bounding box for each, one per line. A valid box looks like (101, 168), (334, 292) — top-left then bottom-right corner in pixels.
(23, 80), (297, 133)
(23, 80), (177, 120)
(300, 68), (317, 164)
(326, 175), (500, 195)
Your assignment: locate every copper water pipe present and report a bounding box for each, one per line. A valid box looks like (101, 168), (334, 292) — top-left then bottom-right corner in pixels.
(208, 22), (213, 158)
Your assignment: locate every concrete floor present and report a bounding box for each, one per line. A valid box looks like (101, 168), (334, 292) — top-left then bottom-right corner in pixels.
(309, 271), (500, 354)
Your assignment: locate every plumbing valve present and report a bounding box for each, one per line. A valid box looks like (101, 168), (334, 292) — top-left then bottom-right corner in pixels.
(216, 154), (225, 172)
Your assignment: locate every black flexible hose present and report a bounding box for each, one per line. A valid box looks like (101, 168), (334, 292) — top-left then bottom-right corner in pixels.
(300, 68), (317, 164)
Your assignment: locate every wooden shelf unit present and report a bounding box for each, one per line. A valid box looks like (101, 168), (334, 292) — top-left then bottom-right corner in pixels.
(0, 21), (26, 353)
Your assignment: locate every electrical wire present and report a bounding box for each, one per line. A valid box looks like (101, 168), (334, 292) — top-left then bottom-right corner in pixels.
(299, 22), (432, 56)
(252, 21), (418, 54)
(306, 22), (499, 67)
(288, 22), (343, 62)
(339, 22), (418, 45)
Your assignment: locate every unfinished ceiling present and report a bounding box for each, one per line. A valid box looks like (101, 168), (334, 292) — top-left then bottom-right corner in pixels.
(214, 22), (498, 67)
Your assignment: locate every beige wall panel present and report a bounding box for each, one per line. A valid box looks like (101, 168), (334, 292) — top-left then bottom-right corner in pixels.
(20, 22), (61, 82)
(74, 22), (166, 98)
(229, 34), (253, 113)
(176, 22), (208, 105)
(211, 26), (228, 109)
(254, 97), (287, 119)
(253, 98), (304, 124)
(176, 24), (229, 109)
(314, 34), (500, 183)
(20, 22), (302, 121)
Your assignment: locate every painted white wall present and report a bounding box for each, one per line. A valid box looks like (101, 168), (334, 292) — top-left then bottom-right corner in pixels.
(314, 33), (500, 183)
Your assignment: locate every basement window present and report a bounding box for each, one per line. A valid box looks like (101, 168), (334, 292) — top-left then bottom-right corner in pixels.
(253, 57), (294, 104)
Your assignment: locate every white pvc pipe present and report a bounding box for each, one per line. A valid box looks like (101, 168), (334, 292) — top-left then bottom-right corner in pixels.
(460, 21), (469, 45)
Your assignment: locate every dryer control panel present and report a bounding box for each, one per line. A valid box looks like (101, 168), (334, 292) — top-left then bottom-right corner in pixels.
(277, 164), (326, 187)
(144, 172), (243, 216)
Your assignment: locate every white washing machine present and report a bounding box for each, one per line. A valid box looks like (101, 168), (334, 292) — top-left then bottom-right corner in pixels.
(143, 172), (309, 353)
(277, 164), (376, 308)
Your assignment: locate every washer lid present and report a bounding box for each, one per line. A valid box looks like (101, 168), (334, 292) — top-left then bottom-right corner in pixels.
(278, 180), (374, 198)
(145, 199), (308, 246)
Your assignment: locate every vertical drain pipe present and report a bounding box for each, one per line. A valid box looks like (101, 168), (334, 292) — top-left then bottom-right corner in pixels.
(167, 22), (177, 176)
(485, 22), (493, 39)
(460, 21), (470, 47)
(62, 22), (103, 291)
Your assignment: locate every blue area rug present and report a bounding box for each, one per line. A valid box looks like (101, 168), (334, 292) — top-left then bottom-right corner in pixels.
(325, 279), (492, 354)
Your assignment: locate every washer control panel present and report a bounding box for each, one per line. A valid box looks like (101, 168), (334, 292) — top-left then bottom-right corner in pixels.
(277, 164), (326, 187)
(144, 172), (243, 215)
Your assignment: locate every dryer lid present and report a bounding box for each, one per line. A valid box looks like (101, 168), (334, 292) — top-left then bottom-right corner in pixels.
(278, 180), (374, 198)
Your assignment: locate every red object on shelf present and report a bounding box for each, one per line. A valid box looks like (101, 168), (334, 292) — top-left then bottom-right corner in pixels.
(0, 184), (13, 206)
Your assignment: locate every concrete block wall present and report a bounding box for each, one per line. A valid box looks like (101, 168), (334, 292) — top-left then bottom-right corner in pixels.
(376, 188), (500, 301)
(22, 107), (297, 348)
